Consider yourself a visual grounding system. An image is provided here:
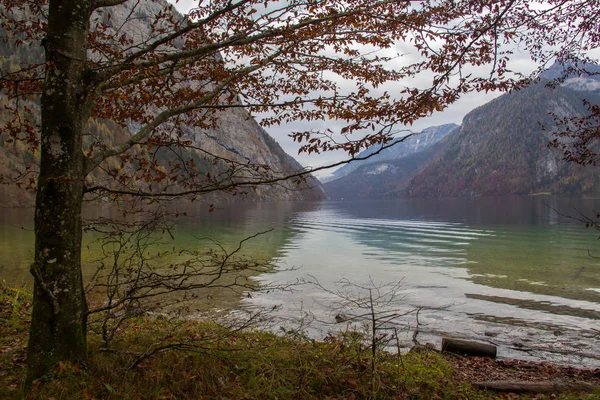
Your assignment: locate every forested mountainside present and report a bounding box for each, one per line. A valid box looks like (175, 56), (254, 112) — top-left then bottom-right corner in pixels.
(405, 82), (600, 198)
(0, 0), (326, 207)
(326, 123), (458, 182)
(324, 125), (458, 199)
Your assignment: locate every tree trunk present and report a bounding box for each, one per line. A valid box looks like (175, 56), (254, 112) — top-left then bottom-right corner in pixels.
(26, 0), (92, 385)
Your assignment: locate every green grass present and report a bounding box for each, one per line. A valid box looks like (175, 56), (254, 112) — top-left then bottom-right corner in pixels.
(0, 285), (597, 399)
(0, 283), (29, 399)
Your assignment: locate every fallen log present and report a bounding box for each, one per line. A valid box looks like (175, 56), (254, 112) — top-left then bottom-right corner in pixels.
(473, 380), (599, 394)
(441, 337), (497, 358)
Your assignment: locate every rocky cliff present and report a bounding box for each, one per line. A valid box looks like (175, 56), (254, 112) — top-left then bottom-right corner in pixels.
(405, 82), (600, 198)
(0, 0), (326, 207)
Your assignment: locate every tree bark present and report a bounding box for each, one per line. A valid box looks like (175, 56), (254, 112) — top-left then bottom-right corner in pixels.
(26, 0), (92, 385)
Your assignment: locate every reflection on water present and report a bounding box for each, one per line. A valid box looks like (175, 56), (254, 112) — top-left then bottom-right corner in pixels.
(0, 201), (318, 286)
(243, 197), (600, 367)
(1, 196), (599, 366)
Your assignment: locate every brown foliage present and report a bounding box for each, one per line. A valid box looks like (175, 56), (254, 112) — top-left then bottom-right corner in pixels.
(0, 0), (544, 198)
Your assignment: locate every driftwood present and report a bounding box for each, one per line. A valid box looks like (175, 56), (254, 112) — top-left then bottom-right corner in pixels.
(441, 337), (497, 358)
(473, 380), (599, 394)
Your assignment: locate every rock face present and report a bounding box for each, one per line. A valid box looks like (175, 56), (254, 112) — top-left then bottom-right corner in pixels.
(0, 0), (326, 206)
(324, 124), (458, 199)
(405, 82), (600, 198)
(187, 107), (328, 201)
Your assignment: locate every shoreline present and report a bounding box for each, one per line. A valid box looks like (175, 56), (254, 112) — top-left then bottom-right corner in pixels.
(2, 285), (599, 399)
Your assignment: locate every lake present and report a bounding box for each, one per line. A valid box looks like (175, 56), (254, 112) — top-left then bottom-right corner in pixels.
(1, 196), (599, 367)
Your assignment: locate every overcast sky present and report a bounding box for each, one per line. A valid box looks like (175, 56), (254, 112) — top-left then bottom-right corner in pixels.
(167, 0), (537, 179)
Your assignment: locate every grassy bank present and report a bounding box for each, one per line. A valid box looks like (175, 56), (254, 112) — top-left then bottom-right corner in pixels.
(1, 285), (597, 399)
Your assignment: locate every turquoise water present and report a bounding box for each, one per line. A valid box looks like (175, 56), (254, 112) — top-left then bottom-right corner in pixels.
(1, 196), (599, 366)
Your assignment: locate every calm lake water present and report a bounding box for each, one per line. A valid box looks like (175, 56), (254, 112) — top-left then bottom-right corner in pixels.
(1, 196), (599, 366)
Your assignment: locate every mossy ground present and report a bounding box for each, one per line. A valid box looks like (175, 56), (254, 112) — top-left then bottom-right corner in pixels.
(0, 285), (597, 399)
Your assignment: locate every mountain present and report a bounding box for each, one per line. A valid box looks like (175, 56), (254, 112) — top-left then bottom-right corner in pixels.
(325, 61), (600, 200)
(0, 0), (326, 206)
(405, 81), (600, 198)
(325, 123), (458, 182)
(324, 124), (459, 199)
(540, 60), (600, 92)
